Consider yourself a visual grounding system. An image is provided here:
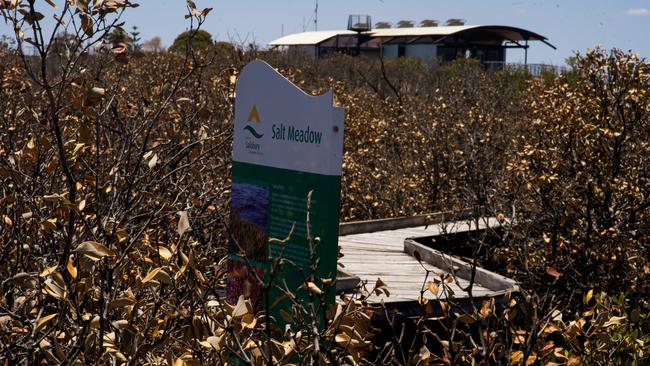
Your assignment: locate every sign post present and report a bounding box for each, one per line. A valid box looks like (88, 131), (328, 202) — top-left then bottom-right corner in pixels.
(227, 60), (344, 320)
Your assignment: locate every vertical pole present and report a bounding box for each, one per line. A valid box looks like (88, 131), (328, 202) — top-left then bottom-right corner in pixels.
(314, 0), (318, 31)
(357, 33), (360, 56)
(524, 39), (528, 65)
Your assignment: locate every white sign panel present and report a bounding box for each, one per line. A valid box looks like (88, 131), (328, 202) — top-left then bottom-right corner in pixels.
(233, 60), (344, 176)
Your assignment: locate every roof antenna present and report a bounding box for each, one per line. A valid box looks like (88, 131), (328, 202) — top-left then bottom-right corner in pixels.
(314, 0), (318, 31)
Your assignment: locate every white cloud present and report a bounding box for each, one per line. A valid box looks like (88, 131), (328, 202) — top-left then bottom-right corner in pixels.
(626, 8), (650, 16)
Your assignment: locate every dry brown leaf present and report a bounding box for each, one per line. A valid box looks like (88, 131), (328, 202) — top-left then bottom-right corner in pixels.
(3, 272), (36, 288)
(90, 315), (100, 329)
(43, 279), (66, 299)
(177, 211), (191, 236)
(525, 354), (537, 366)
(112, 319), (129, 329)
(66, 258), (77, 279)
(307, 281), (322, 295)
(335, 332), (351, 346)
(419, 345), (431, 361)
(109, 297), (136, 310)
(427, 280), (439, 295)
(456, 313), (476, 324)
(73, 241), (115, 261)
(546, 266), (561, 278)
(142, 267), (173, 285)
(567, 356), (581, 366)
(158, 246), (172, 261)
(200, 335), (221, 351)
(241, 313), (256, 329)
(2, 215), (12, 226)
(279, 309), (293, 323)
(81, 14), (93, 37)
(86, 86), (104, 103)
(148, 153), (158, 169)
(603, 316), (626, 328)
(510, 350), (523, 365)
(232, 295), (251, 318)
(39, 265), (58, 277)
(35, 313), (57, 333)
(480, 299), (494, 318)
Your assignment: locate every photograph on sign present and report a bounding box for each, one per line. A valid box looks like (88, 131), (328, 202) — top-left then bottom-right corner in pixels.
(229, 182), (269, 261)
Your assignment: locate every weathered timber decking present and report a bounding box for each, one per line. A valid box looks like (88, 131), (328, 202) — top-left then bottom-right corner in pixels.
(337, 216), (517, 305)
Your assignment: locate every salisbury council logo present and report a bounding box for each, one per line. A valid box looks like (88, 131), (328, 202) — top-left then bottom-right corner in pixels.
(244, 105), (262, 153)
(244, 105), (263, 139)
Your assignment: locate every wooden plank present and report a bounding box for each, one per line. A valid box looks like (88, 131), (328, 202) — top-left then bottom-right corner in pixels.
(340, 238), (402, 245)
(339, 249), (403, 255)
(339, 247), (403, 254)
(339, 243), (399, 248)
(346, 267), (428, 273)
(340, 256), (410, 261)
(339, 249), (393, 254)
(344, 267), (430, 274)
(389, 229), (440, 237)
(339, 246), (403, 253)
(355, 286), (494, 298)
(342, 258), (422, 265)
(354, 275), (474, 286)
(340, 246), (402, 252)
(339, 240), (402, 248)
(374, 289), (490, 298)
(339, 245), (402, 251)
(403, 239), (517, 293)
(345, 261), (430, 268)
(339, 208), (483, 235)
(341, 265), (432, 272)
(344, 259), (420, 265)
(341, 237), (404, 245)
(339, 237), (403, 246)
(346, 233), (413, 241)
(351, 273), (435, 279)
(353, 271), (426, 277)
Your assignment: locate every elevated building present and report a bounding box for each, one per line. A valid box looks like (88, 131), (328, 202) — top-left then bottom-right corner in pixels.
(270, 18), (555, 70)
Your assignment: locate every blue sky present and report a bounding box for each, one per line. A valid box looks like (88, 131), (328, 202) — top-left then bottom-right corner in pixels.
(3, 0), (650, 65)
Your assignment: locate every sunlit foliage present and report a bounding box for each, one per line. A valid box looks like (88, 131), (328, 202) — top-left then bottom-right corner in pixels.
(0, 1), (648, 364)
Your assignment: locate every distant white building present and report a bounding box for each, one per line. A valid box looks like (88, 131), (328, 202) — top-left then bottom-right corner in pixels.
(270, 20), (555, 69)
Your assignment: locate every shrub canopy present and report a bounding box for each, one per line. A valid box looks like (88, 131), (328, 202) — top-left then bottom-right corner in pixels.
(169, 29), (213, 52)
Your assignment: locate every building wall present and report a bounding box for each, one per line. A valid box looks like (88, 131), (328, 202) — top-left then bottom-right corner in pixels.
(382, 44), (399, 59)
(405, 44), (437, 63)
(288, 45), (318, 58)
(381, 44), (438, 63)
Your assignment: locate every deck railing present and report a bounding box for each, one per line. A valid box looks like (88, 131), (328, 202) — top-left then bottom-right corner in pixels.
(483, 61), (568, 76)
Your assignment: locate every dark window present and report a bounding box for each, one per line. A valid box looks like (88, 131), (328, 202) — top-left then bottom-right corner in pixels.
(398, 45), (406, 57)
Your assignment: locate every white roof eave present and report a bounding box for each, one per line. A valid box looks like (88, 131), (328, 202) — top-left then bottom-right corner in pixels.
(268, 25), (550, 46)
(269, 30), (358, 46)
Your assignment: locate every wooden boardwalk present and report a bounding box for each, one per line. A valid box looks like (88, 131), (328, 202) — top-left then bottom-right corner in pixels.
(338, 217), (515, 305)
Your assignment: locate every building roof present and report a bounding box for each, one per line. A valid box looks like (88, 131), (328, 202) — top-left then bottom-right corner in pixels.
(269, 30), (358, 46)
(369, 25), (478, 37)
(269, 25), (555, 49)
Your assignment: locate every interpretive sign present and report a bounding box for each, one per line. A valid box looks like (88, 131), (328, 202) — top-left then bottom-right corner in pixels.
(227, 60), (344, 316)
